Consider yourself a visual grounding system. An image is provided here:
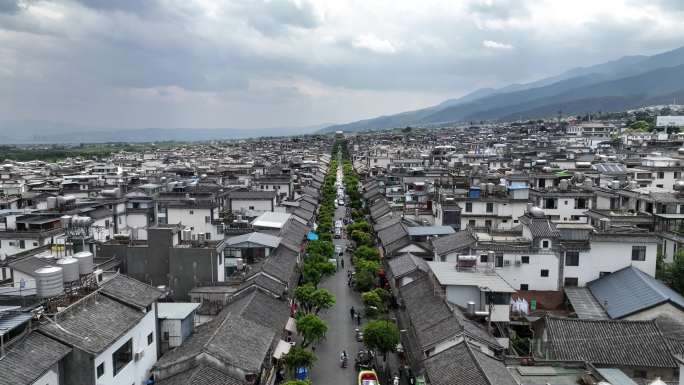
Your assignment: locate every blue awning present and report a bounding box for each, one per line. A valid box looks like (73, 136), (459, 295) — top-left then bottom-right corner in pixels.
(307, 231), (319, 241)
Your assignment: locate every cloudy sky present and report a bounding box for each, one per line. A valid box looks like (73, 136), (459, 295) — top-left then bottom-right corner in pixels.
(1, 0), (683, 130)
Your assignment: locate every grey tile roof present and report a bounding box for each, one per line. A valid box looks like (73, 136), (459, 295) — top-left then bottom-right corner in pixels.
(8, 256), (57, 275)
(378, 222), (410, 256)
(261, 245), (299, 289)
(406, 226), (455, 237)
(0, 332), (71, 385)
(423, 341), (516, 385)
(588, 266), (684, 319)
(155, 288), (289, 375)
(238, 272), (287, 297)
(99, 273), (163, 309)
(519, 215), (560, 238)
(370, 199), (392, 222)
(40, 293), (144, 354)
(399, 277), (463, 349)
(431, 230), (477, 256)
(155, 364), (243, 385)
(387, 253), (429, 279)
(228, 190), (276, 200)
(542, 316), (677, 368)
(655, 315), (684, 356)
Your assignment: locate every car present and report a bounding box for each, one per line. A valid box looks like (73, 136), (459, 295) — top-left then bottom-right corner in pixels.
(358, 370), (379, 385)
(334, 228), (342, 239)
(338, 199), (345, 206)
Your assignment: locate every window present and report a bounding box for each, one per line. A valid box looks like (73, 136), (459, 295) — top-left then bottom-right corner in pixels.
(97, 363), (105, 378)
(19, 240), (25, 249)
(468, 220), (476, 227)
(540, 269), (549, 277)
(631, 246), (646, 261)
(565, 251), (579, 266)
(564, 200), (568, 206)
(575, 198), (587, 209)
(249, 206), (255, 210)
(32, 241), (38, 247)
(542, 240), (550, 249)
(658, 171), (665, 179)
(520, 284), (529, 291)
(676, 172), (681, 179)
(163, 331), (169, 341)
(495, 254), (504, 268)
(544, 198), (556, 209)
(465, 202), (472, 212)
(564, 277), (578, 287)
(480, 255), (488, 263)
(105, 219), (110, 228)
(486, 203), (493, 213)
(189, 210), (194, 215)
(205, 216), (210, 223)
(484, 220), (492, 228)
(147, 333), (154, 345)
(112, 339), (132, 376)
(521, 256), (530, 264)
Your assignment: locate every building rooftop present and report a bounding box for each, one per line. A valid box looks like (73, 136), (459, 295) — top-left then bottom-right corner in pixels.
(427, 262), (516, 293)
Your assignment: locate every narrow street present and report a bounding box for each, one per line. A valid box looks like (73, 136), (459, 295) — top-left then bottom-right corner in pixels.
(309, 167), (364, 385)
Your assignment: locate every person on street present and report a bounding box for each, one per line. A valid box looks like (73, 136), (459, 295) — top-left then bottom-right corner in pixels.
(350, 306), (355, 319)
(356, 313), (361, 326)
(341, 257), (345, 268)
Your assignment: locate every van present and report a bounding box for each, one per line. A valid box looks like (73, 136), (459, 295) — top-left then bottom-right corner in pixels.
(334, 227), (342, 239)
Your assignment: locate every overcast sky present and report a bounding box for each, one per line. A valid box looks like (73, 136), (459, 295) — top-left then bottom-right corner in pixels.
(1, 0), (683, 130)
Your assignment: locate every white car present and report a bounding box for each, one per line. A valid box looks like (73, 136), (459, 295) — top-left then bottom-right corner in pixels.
(338, 199), (345, 206)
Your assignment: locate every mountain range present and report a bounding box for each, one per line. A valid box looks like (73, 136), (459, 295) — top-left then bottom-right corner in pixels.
(320, 46), (684, 133)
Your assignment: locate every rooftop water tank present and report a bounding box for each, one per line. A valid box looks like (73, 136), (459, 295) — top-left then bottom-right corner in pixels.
(56, 257), (80, 283)
(529, 207), (546, 218)
(35, 266), (64, 298)
(73, 251), (94, 275)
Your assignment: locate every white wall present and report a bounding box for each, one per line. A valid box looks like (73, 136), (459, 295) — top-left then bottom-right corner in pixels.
(167, 208), (220, 240)
(565, 241), (657, 286)
(126, 213), (149, 240)
(93, 304), (158, 385)
(230, 199), (273, 214)
(34, 362), (60, 385)
(485, 252), (560, 291)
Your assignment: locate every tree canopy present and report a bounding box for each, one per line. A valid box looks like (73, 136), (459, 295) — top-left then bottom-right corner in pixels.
(363, 320), (401, 360)
(296, 314), (328, 348)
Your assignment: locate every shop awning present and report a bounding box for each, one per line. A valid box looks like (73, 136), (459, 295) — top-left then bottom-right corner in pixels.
(285, 317), (297, 333)
(273, 339), (293, 359)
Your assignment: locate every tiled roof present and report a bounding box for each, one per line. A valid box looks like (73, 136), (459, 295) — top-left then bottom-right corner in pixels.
(387, 253), (429, 279)
(431, 230), (477, 256)
(155, 365), (243, 385)
(99, 273), (163, 309)
(0, 332), (71, 385)
(40, 293), (144, 354)
(423, 341), (516, 385)
(588, 266), (684, 319)
(542, 316), (677, 368)
(519, 215), (560, 238)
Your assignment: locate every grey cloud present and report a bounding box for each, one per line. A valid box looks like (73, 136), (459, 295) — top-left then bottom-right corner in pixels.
(238, 0), (320, 36)
(0, 0), (22, 14)
(70, 0), (160, 16)
(468, 0), (529, 19)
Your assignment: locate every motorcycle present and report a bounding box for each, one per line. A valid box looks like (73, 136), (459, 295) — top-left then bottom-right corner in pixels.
(340, 355), (348, 368)
(355, 328), (364, 342)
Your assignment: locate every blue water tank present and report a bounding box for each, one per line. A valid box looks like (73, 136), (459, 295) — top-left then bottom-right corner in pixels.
(468, 186), (481, 199)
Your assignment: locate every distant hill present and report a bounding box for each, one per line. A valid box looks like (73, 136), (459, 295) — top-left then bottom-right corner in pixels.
(321, 45), (684, 133)
(0, 122), (326, 144)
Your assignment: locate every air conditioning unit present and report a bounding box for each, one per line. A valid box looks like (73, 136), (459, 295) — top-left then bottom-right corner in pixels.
(503, 259), (512, 266)
(134, 351), (144, 362)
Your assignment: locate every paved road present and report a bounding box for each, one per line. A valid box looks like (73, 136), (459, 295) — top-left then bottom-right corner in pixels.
(310, 170), (364, 385)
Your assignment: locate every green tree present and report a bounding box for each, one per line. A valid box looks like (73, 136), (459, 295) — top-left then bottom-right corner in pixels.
(362, 320), (400, 361)
(301, 263), (322, 286)
(282, 347), (316, 375)
(663, 250), (684, 294)
(362, 290), (384, 317)
(296, 314), (328, 348)
(354, 269), (375, 292)
(354, 245), (380, 261)
(294, 284), (335, 314)
(351, 230), (373, 246)
(630, 120), (651, 132)
(355, 258), (381, 276)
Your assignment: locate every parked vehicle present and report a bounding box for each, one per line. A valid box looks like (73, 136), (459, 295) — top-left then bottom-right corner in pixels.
(355, 328), (363, 342)
(334, 227), (342, 239)
(358, 370), (379, 385)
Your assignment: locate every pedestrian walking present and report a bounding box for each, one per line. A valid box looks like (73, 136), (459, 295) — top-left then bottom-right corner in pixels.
(350, 306), (355, 319)
(341, 258), (345, 268)
(356, 313), (361, 326)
